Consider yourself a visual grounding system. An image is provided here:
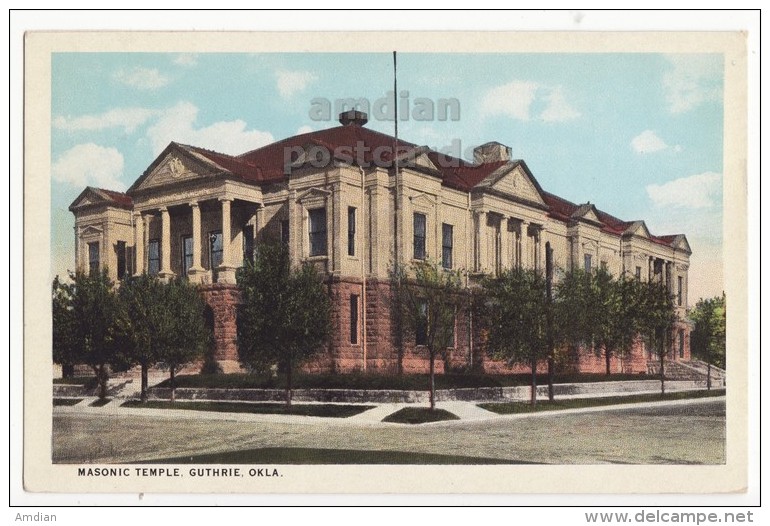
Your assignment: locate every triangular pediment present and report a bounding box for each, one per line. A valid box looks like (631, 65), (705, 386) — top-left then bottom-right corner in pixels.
(129, 143), (222, 193)
(296, 187), (332, 203)
(80, 225), (103, 236)
(409, 192), (437, 208)
(398, 146), (442, 175)
(624, 221), (651, 239)
(671, 234), (692, 254)
(483, 163), (547, 207)
(69, 187), (129, 212)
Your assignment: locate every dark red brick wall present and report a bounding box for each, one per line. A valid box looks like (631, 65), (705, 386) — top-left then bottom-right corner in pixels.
(202, 278), (692, 377)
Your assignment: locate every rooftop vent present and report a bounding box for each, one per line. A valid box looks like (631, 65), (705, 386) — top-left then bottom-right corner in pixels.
(339, 110), (368, 127)
(473, 141), (512, 164)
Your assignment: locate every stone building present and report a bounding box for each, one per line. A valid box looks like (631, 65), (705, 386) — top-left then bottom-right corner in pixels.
(69, 110), (693, 374)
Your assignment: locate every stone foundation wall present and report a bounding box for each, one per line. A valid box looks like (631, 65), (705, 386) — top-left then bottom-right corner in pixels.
(200, 277), (692, 378)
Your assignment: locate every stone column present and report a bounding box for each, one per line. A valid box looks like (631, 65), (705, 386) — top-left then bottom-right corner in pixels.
(188, 202), (206, 282)
(499, 216), (510, 271)
(133, 212), (144, 275)
(477, 211), (488, 273)
(158, 207), (174, 279)
(217, 197), (237, 283)
(521, 220), (530, 269)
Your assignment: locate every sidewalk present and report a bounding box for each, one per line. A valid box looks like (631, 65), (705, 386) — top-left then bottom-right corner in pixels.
(53, 393), (725, 427)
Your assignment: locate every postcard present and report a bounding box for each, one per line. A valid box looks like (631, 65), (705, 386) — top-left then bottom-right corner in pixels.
(21, 27), (749, 498)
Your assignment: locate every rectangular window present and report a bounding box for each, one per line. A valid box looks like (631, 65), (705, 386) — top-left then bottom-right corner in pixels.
(88, 241), (100, 276)
(442, 223), (453, 269)
(447, 310), (456, 349)
(280, 219), (290, 247)
(182, 235), (193, 276)
(350, 295), (359, 345)
(679, 329), (685, 359)
(635, 266), (642, 280)
(242, 227), (254, 265)
(309, 208), (327, 257)
(116, 240), (127, 279)
(677, 276), (684, 306)
(147, 239), (160, 276)
(416, 300), (428, 346)
(348, 207), (356, 257)
(413, 213), (426, 260)
(209, 231), (223, 269)
(600, 260), (608, 271)
(584, 253), (592, 272)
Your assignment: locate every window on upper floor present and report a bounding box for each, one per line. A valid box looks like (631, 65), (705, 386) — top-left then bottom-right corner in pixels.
(181, 235), (193, 276)
(242, 227), (255, 266)
(635, 266), (642, 280)
(309, 208), (328, 257)
(442, 223), (453, 269)
(280, 219), (290, 247)
(88, 241), (100, 277)
(348, 207), (356, 257)
(147, 239), (160, 276)
(678, 276), (684, 306)
(116, 240), (127, 280)
(413, 213), (426, 261)
(584, 253), (592, 273)
(209, 232), (223, 269)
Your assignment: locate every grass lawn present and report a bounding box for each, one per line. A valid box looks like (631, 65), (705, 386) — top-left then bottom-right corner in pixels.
(479, 389), (726, 414)
(382, 407), (460, 424)
(143, 447), (523, 464)
(53, 398), (82, 406)
(121, 400), (374, 418)
(156, 371), (659, 391)
(90, 398), (112, 407)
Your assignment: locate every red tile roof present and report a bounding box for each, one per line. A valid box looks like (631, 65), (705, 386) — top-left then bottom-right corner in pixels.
(172, 122), (684, 250)
(98, 188), (133, 208)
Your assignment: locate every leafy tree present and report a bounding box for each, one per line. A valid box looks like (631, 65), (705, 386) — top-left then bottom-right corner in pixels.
(52, 270), (123, 399)
(690, 294), (726, 389)
(555, 269), (645, 376)
(554, 268), (597, 363)
(237, 243), (332, 406)
(52, 276), (79, 378)
(636, 281), (677, 395)
(390, 260), (463, 410)
(483, 268), (549, 406)
(119, 275), (210, 402)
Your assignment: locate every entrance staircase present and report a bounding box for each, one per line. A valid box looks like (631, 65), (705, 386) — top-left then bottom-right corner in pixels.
(646, 360), (726, 387)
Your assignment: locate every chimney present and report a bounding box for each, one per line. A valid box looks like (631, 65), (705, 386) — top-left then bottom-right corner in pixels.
(473, 141), (512, 164)
(339, 110), (368, 127)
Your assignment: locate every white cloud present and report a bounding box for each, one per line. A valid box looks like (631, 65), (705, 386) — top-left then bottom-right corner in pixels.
(113, 67), (170, 90)
(296, 125), (314, 135)
(481, 81), (579, 122)
(53, 107), (158, 133)
(663, 54), (722, 113)
(481, 81), (539, 120)
(539, 87), (581, 122)
(631, 130), (667, 154)
(173, 53), (198, 67)
(275, 70), (318, 99)
(52, 143), (126, 190)
(646, 171), (722, 209)
(146, 101), (274, 156)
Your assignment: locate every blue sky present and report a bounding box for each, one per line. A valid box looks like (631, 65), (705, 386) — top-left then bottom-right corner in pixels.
(51, 52), (724, 301)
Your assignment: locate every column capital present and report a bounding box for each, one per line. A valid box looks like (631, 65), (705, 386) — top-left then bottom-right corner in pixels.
(189, 201), (199, 208)
(218, 196), (234, 203)
(158, 206), (168, 213)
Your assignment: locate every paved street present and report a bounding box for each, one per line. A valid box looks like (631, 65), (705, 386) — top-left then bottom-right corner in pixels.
(53, 398), (725, 464)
